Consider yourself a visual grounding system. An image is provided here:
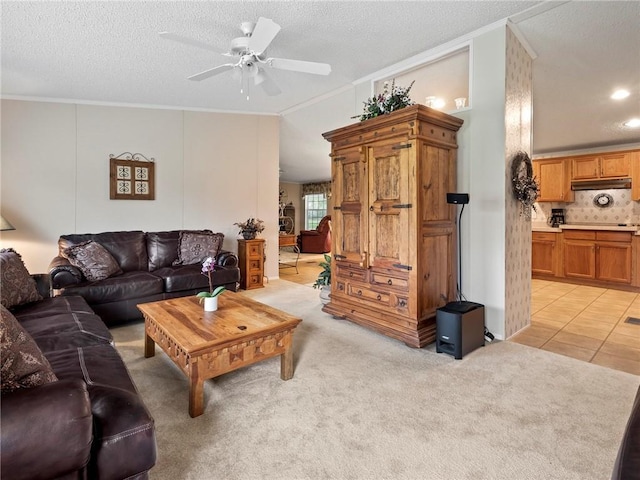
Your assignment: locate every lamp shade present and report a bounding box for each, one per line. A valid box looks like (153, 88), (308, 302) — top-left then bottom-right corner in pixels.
(0, 215), (16, 231)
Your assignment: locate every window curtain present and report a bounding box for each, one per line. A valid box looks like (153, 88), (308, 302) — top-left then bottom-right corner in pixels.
(301, 181), (332, 198)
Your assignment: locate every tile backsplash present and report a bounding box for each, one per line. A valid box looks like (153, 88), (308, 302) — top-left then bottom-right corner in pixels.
(532, 189), (640, 224)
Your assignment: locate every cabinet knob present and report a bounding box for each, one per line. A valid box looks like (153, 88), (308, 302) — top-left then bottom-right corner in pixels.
(376, 294), (382, 301)
(387, 279), (393, 285)
(357, 290), (362, 296)
(349, 272), (353, 277)
(370, 206), (374, 212)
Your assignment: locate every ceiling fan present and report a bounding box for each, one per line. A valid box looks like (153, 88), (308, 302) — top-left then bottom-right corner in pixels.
(160, 17), (331, 99)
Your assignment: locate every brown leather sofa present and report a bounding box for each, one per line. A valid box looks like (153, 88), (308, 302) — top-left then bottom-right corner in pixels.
(49, 230), (240, 326)
(1, 274), (156, 480)
(297, 215), (331, 253)
(612, 384), (640, 480)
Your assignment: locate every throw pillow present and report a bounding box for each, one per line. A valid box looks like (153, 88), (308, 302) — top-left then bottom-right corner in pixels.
(1, 305), (58, 394)
(0, 248), (42, 309)
(62, 240), (123, 282)
(173, 231), (224, 266)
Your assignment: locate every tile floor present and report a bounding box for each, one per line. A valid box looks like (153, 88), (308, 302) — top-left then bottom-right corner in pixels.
(510, 279), (640, 375)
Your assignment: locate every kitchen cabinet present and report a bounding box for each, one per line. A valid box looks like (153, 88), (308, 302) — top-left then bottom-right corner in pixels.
(323, 105), (463, 348)
(532, 232), (559, 276)
(237, 238), (264, 290)
(532, 158), (573, 202)
(572, 153), (630, 180)
(563, 230), (632, 285)
(631, 151), (640, 201)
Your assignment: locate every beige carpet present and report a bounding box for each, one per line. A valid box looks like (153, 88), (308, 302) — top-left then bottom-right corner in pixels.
(112, 280), (639, 480)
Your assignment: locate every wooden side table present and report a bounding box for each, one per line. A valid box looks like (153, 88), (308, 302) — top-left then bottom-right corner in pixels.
(238, 238), (265, 290)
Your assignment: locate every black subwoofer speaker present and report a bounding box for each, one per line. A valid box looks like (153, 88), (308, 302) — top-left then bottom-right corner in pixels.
(436, 301), (485, 360)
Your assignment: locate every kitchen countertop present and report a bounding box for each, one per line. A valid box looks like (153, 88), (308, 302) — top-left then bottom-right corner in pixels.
(531, 223), (561, 233)
(532, 222), (640, 234)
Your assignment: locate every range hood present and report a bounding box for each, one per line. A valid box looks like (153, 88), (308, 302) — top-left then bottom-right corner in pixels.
(570, 178), (632, 191)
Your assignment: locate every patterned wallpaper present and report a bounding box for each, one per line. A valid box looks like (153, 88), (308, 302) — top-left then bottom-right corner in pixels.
(533, 189), (640, 225)
(504, 27), (533, 339)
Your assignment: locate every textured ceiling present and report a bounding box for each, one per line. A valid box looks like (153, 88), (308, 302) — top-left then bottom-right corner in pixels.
(516, 1), (640, 154)
(2, 1), (639, 183)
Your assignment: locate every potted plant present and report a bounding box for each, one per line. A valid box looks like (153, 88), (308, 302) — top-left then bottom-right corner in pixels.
(353, 79), (415, 122)
(196, 256), (225, 311)
(312, 254), (332, 304)
(234, 217), (265, 240)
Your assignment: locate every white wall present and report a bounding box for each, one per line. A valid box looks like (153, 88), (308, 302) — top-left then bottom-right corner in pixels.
(279, 87), (358, 184)
(462, 28), (509, 339)
(0, 100), (279, 278)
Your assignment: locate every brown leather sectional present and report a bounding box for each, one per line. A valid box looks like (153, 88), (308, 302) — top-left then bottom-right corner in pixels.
(613, 384), (640, 480)
(49, 230), (241, 326)
(1, 276), (156, 479)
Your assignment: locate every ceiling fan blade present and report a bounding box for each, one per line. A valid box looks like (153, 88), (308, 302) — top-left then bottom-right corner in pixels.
(268, 57), (331, 75)
(188, 64), (235, 81)
(247, 17), (281, 54)
(254, 69), (281, 96)
(159, 31), (223, 54)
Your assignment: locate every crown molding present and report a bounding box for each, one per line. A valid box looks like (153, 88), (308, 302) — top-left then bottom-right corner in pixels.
(0, 95), (279, 117)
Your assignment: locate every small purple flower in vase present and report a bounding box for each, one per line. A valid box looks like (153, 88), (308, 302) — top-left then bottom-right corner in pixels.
(197, 256), (225, 303)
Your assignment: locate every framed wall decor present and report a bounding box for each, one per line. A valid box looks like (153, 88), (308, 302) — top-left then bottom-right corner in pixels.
(109, 153), (155, 200)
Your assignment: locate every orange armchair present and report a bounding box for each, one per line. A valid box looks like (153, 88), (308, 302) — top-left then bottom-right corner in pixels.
(297, 215), (331, 253)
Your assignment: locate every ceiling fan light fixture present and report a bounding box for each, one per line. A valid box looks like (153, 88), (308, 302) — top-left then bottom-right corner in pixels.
(245, 61), (259, 78)
(254, 70), (265, 86)
(163, 16), (331, 98)
(611, 89), (630, 100)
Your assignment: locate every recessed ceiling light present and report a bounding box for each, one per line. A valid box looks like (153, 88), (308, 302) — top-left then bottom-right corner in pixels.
(611, 89), (630, 100)
(624, 118), (640, 128)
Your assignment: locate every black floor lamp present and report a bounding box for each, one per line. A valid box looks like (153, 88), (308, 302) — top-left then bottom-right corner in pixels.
(435, 192), (487, 359)
(446, 193), (469, 302)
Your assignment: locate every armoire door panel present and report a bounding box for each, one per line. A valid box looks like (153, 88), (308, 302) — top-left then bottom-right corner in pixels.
(367, 141), (410, 270)
(333, 147), (366, 265)
(421, 144), (455, 223)
(419, 231), (454, 318)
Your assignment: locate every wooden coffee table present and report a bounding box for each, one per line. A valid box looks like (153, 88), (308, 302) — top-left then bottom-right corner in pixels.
(138, 294), (302, 417)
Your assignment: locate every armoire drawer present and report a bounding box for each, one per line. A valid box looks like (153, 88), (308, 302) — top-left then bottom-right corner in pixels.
(370, 271), (409, 290)
(336, 264), (368, 282)
(344, 283), (409, 314)
(347, 284), (391, 304)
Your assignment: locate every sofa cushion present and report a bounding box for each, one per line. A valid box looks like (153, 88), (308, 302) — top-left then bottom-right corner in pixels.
(153, 264), (240, 293)
(173, 231), (224, 266)
(46, 344), (157, 479)
(146, 231), (180, 271)
(62, 240), (123, 282)
(59, 271), (163, 305)
(11, 295), (95, 317)
(0, 248), (42, 308)
(12, 296), (113, 353)
(59, 231), (148, 272)
(0, 305), (58, 394)
(0, 378), (93, 480)
(152, 264), (209, 293)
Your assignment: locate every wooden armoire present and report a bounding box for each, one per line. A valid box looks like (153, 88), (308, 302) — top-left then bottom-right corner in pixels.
(322, 104), (463, 347)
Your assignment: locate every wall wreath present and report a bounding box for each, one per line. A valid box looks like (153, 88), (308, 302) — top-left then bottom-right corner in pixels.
(511, 151), (539, 218)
